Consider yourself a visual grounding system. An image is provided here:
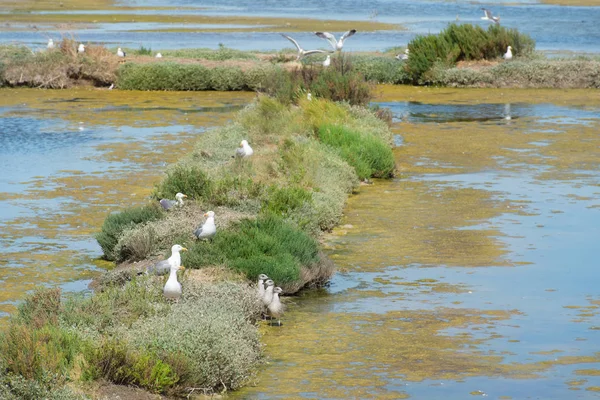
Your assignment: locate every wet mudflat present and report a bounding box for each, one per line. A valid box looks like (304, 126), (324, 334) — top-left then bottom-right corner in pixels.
(0, 89), (253, 317)
(235, 87), (600, 399)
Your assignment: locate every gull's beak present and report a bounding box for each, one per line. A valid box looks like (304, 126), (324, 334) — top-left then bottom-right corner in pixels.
(181, 247), (188, 252)
(182, 194), (188, 198)
(239, 142), (243, 147)
(179, 265), (185, 270)
(203, 213), (208, 217)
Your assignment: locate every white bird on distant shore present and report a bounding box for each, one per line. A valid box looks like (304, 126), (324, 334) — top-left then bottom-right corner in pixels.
(155, 52), (163, 58)
(267, 287), (285, 326)
(194, 211), (216, 241)
(235, 139), (254, 158)
(315, 30), (357, 51)
(481, 8), (500, 24)
(78, 43), (85, 53)
(503, 45), (513, 60)
(395, 48), (409, 61)
(47, 38), (55, 49)
(281, 34), (332, 61)
(117, 47), (126, 57)
(323, 55), (331, 67)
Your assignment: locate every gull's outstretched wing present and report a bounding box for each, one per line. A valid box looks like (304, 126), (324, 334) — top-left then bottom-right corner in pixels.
(315, 31), (338, 50)
(303, 49), (333, 56)
(281, 34), (302, 51)
(340, 29), (356, 43)
(481, 8), (492, 19)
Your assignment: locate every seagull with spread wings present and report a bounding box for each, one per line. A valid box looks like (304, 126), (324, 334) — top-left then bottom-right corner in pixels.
(315, 30), (357, 51)
(481, 8), (500, 24)
(281, 34), (333, 61)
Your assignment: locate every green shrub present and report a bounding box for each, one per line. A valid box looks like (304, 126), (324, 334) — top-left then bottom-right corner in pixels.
(161, 45), (257, 61)
(261, 185), (313, 216)
(134, 45), (153, 56)
(96, 203), (164, 261)
(317, 124), (395, 180)
(352, 55), (410, 84)
(209, 66), (245, 91)
(117, 63), (212, 91)
(0, 369), (86, 400)
(406, 33), (460, 84)
(244, 64), (282, 91)
(16, 288), (61, 328)
(154, 165), (212, 201)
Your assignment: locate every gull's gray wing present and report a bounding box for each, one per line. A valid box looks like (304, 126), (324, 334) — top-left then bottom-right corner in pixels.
(281, 34), (302, 51)
(159, 198), (173, 210)
(235, 147), (245, 158)
(340, 29), (356, 43)
(482, 8), (492, 19)
(194, 225), (203, 239)
(315, 31), (337, 50)
(147, 259), (170, 275)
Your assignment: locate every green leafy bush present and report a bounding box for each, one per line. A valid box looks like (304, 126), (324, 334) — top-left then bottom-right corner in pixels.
(261, 185), (313, 216)
(96, 204), (164, 261)
(161, 45), (258, 61)
(352, 55), (410, 84)
(154, 165), (212, 201)
(317, 124), (395, 180)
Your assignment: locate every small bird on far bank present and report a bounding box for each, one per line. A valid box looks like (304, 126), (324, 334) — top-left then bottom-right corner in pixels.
(78, 43), (85, 54)
(235, 139), (254, 158)
(267, 287), (285, 326)
(503, 45), (513, 60)
(47, 38), (55, 49)
(155, 52), (163, 58)
(160, 192), (187, 210)
(117, 47), (126, 57)
(323, 55), (331, 67)
(315, 29), (357, 51)
(194, 211), (216, 241)
(481, 8), (500, 24)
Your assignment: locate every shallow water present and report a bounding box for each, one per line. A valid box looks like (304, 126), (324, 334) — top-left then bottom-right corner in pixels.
(2, 0), (600, 54)
(234, 88), (600, 399)
(0, 89), (253, 317)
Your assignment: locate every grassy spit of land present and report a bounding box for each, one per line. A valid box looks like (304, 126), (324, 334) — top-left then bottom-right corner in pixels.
(1, 24), (599, 90)
(0, 61), (396, 399)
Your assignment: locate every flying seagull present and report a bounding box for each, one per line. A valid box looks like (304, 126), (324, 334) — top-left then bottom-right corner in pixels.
(315, 30), (357, 51)
(117, 47), (126, 57)
(281, 34), (332, 61)
(481, 8), (500, 24)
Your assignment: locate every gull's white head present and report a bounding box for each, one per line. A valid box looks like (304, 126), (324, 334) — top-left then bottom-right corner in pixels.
(405, 48), (410, 55)
(240, 140), (249, 147)
(273, 287), (283, 294)
(258, 274), (269, 280)
(265, 279), (275, 287)
(203, 210), (215, 218)
(48, 39), (53, 44)
(171, 244), (188, 253)
(78, 44), (85, 52)
(507, 46), (512, 50)
(175, 192), (187, 201)
(118, 47), (122, 51)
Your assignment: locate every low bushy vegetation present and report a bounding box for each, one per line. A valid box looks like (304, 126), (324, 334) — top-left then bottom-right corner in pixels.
(161, 44), (258, 61)
(406, 23), (536, 84)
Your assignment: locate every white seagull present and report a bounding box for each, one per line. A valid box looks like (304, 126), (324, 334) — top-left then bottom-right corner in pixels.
(147, 244), (187, 275)
(262, 279), (275, 307)
(281, 33), (332, 61)
(315, 30), (357, 51)
(267, 287), (285, 326)
(77, 43), (85, 53)
(235, 139), (254, 158)
(257, 274), (269, 299)
(481, 8), (500, 24)
(503, 45), (513, 60)
(323, 55), (331, 67)
(155, 52), (163, 58)
(307, 92), (312, 101)
(47, 38), (55, 49)
(194, 211), (216, 241)
(163, 258), (185, 301)
(159, 192), (187, 210)
(395, 48), (409, 61)
(117, 47), (126, 57)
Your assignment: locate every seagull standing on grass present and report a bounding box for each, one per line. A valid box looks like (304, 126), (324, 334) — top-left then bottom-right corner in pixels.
(155, 52), (163, 58)
(315, 30), (357, 51)
(147, 244), (187, 275)
(396, 48), (409, 61)
(281, 33), (333, 61)
(163, 259), (185, 301)
(503, 45), (513, 60)
(267, 287), (285, 326)
(47, 38), (55, 49)
(262, 279), (275, 307)
(323, 55), (331, 67)
(194, 211), (216, 241)
(481, 8), (500, 24)
(117, 47), (126, 57)
(78, 43), (85, 53)
(159, 192), (187, 210)
(235, 139), (254, 158)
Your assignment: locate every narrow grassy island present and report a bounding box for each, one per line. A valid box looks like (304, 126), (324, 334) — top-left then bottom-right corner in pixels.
(0, 61), (396, 398)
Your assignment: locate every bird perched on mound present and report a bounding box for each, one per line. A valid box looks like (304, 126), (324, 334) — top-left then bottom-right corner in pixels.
(159, 192), (187, 210)
(163, 259), (185, 301)
(323, 55), (331, 67)
(235, 139), (254, 158)
(503, 45), (513, 61)
(267, 287), (285, 326)
(78, 43), (85, 54)
(315, 30), (357, 51)
(194, 211), (216, 240)
(396, 48), (409, 61)
(47, 38), (55, 49)
(117, 47), (126, 57)
(146, 244), (187, 275)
